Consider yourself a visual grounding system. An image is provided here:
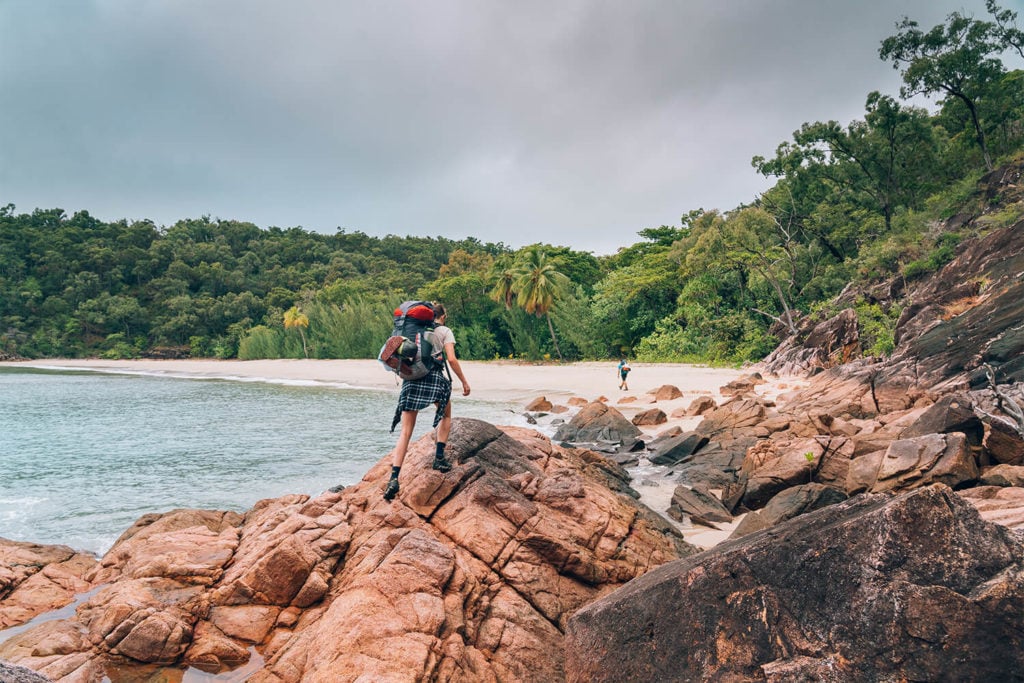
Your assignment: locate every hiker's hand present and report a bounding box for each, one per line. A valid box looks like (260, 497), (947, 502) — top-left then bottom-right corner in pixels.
(462, 383), (471, 396)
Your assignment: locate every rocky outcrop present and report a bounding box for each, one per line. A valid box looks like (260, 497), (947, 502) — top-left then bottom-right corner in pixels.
(0, 419), (692, 681)
(566, 485), (1024, 682)
(759, 308), (860, 376)
(553, 401), (643, 452)
(0, 539), (96, 630)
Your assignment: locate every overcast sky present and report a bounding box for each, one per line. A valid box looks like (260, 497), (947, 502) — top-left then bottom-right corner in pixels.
(0, 1), (1015, 254)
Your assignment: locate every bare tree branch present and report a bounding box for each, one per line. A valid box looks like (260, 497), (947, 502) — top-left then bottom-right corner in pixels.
(973, 363), (1024, 436)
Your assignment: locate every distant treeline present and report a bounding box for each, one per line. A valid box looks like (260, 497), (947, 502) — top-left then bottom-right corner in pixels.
(2, 4), (1023, 364)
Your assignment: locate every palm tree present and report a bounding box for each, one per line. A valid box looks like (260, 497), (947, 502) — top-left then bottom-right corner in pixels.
(512, 246), (570, 361)
(488, 258), (518, 310)
(283, 305), (310, 358)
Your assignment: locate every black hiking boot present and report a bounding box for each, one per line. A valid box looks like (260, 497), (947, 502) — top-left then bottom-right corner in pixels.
(383, 477), (400, 501)
(432, 455), (452, 473)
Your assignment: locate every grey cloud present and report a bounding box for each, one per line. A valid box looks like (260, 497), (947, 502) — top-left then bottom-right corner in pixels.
(0, 0), (1008, 253)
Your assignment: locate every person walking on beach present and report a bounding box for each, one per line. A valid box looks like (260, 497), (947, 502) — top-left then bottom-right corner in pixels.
(618, 358), (631, 391)
(384, 302), (471, 501)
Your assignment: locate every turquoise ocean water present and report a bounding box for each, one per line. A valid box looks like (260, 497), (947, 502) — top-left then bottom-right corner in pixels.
(0, 366), (521, 556)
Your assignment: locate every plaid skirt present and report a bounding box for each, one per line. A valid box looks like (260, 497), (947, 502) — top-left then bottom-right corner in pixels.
(390, 368), (452, 432)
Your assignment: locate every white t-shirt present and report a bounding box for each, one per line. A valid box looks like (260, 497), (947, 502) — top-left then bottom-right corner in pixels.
(433, 325), (455, 356)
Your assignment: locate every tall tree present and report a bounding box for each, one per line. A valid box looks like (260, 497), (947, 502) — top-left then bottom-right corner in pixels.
(283, 305), (310, 358)
(791, 93), (939, 231)
(880, 9), (1007, 170)
(488, 256), (518, 310)
(987, 0), (1024, 59)
(511, 246), (570, 361)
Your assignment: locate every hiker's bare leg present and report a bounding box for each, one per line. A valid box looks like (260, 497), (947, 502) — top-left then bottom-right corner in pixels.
(385, 411), (417, 500)
(432, 401), (454, 472)
(393, 410), (418, 468)
(436, 400), (453, 444)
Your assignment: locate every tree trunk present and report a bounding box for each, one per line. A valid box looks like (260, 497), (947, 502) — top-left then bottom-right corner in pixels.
(961, 94), (994, 171)
(545, 313), (564, 361)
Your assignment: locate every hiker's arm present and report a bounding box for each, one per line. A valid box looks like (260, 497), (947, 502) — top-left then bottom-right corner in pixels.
(444, 342), (470, 396)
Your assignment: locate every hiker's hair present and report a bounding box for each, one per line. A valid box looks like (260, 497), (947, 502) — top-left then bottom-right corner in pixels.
(432, 302), (447, 319)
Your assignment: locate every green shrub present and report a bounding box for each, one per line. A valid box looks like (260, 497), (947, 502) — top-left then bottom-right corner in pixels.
(238, 325), (284, 359)
(100, 333), (137, 359)
(855, 300), (901, 357)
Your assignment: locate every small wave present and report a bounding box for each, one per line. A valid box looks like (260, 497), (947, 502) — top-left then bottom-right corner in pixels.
(24, 364), (391, 393)
(0, 495), (46, 505)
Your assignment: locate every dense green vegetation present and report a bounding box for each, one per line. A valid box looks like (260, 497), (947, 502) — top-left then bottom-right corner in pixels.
(2, 4), (1023, 364)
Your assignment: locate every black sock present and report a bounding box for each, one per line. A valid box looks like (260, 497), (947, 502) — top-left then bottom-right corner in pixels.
(391, 466), (401, 479)
(435, 442), (446, 459)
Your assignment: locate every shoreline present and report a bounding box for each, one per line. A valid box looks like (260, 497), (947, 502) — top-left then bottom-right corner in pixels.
(2, 358), (794, 549)
(0, 357), (747, 404)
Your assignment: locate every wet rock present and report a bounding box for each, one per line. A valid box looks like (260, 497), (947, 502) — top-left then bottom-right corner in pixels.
(553, 401), (642, 452)
(1, 419), (691, 681)
(566, 485), (1024, 682)
(0, 539), (96, 630)
(525, 396), (553, 412)
(672, 440), (752, 490)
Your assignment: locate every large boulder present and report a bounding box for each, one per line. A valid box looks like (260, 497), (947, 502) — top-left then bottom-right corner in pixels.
(1, 419), (691, 681)
(524, 396), (553, 412)
(631, 408), (667, 426)
(553, 401), (642, 451)
(740, 438), (849, 510)
(899, 393), (984, 447)
(673, 439), (753, 490)
(648, 384), (682, 401)
(565, 485), (1024, 682)
(984, 415), (1024, 465)
(696, 398), (767, 439)
(684, 395), (717, 416)
(719, 373), (765, 397)
(863, 432), (980, 493)
(647, 431), (709, 466)
(666, 484), (732, 528)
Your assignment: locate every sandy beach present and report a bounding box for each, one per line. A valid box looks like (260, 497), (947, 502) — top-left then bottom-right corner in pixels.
(1, 357), (747, 404)
(3, 358), (792, 548)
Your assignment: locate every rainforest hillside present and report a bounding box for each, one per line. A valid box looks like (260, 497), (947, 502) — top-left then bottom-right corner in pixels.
(2, 4), (1023, 364)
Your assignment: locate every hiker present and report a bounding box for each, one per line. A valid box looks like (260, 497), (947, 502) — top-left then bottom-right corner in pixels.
(384, 302), (470, 501)
(618, 358), (631, 391)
